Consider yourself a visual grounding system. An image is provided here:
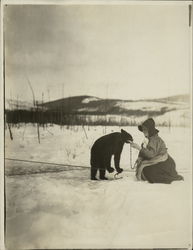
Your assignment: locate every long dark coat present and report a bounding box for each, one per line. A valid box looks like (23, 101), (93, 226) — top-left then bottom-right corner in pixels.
(142, 155), (184, 184)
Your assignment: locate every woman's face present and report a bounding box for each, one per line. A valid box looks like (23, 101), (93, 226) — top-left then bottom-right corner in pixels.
(142, 127), (149, 137)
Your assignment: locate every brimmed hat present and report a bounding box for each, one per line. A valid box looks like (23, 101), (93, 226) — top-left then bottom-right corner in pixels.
(138, 118), (159, 136)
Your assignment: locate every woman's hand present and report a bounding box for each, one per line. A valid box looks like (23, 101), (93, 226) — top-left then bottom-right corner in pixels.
(130, 142), (141, 151)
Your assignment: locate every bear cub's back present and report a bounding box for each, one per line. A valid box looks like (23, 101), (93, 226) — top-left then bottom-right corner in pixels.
(92, 132), (123, 149)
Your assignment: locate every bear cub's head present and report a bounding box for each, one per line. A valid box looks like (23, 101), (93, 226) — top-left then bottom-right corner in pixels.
(121, 129), (133, 143)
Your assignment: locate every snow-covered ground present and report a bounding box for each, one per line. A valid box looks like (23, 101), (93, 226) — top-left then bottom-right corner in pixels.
(115, 100), (189, 111)
(5, 124), (192, 249)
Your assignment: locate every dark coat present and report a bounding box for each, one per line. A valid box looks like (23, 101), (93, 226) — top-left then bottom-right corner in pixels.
(142, 155), (184, 184)
(136, 131), (183, 184)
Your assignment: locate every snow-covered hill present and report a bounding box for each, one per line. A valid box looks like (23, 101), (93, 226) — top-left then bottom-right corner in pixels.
(5, 94), (190, 127)
(40, 94), (189, 114)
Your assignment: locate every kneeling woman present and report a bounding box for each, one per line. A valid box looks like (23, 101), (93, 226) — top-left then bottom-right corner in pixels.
(131, 118), (183, 184)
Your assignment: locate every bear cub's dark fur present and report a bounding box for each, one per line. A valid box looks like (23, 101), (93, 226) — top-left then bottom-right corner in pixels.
(90, 129), (133, 180)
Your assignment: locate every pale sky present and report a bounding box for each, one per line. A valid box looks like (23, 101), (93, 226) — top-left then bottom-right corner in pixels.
(4, 3), (191, 103)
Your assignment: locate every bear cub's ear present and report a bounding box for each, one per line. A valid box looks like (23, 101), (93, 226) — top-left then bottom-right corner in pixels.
(121, 129), (129, 138)
(121, 129), (133, 142)
(121, 129), (127, 135)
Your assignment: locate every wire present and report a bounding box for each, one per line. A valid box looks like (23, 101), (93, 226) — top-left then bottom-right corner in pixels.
(5, 158), (136, 173)
(5, 158), (87, 169)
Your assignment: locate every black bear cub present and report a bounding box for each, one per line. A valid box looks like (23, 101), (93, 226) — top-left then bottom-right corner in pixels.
(90, 129), (133, 180)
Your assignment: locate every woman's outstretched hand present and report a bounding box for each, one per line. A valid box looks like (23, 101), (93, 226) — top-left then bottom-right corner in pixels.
(130, 142), (141, 151)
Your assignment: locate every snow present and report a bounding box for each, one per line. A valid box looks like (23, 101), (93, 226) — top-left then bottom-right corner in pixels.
(77, 107), (99, 112)
(115, 100), (188, 111)
(82, 97), (99, 104)
(113, 101), (190, 127)
(5, 124), (192, 249)
(5, 124), (191, 171)
(154, 109), (190, 127)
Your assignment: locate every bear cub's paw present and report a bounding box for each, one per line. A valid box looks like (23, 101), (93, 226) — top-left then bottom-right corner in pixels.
(91, 177), (98, 181)
(100, 177), (108, 180)
(107, 167), (114, 173)
(117, 167), (123, 173)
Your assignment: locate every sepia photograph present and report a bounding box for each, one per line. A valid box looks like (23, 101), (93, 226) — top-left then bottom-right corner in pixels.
(2, 1), (192, 249)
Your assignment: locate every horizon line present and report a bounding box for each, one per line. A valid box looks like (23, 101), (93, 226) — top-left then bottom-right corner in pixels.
(5, 92), (190, 104)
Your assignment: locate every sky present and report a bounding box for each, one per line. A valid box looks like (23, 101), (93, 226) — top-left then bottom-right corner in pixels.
(4, 3), (191, 103)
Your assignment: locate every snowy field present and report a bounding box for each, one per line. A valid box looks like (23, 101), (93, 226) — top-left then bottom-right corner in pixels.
(5, 124), (192, 249)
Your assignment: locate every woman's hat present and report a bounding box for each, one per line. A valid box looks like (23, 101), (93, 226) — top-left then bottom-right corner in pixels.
(138, 118), (159, 136)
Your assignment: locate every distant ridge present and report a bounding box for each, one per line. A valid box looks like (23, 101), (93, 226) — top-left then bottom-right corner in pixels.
(42, 94), (190, 105)
(6, 94), (189, 114)
(5, 94), (190, 127)
(37, 94), (189, 115)
(150, 94), (190, 104)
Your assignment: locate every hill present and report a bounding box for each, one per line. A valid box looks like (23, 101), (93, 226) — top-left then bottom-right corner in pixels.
(5, 94), (190, 127)
(39, 94), (189, 115)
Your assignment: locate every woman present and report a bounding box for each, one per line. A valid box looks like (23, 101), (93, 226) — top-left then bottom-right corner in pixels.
(130, 118), (183, 184)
